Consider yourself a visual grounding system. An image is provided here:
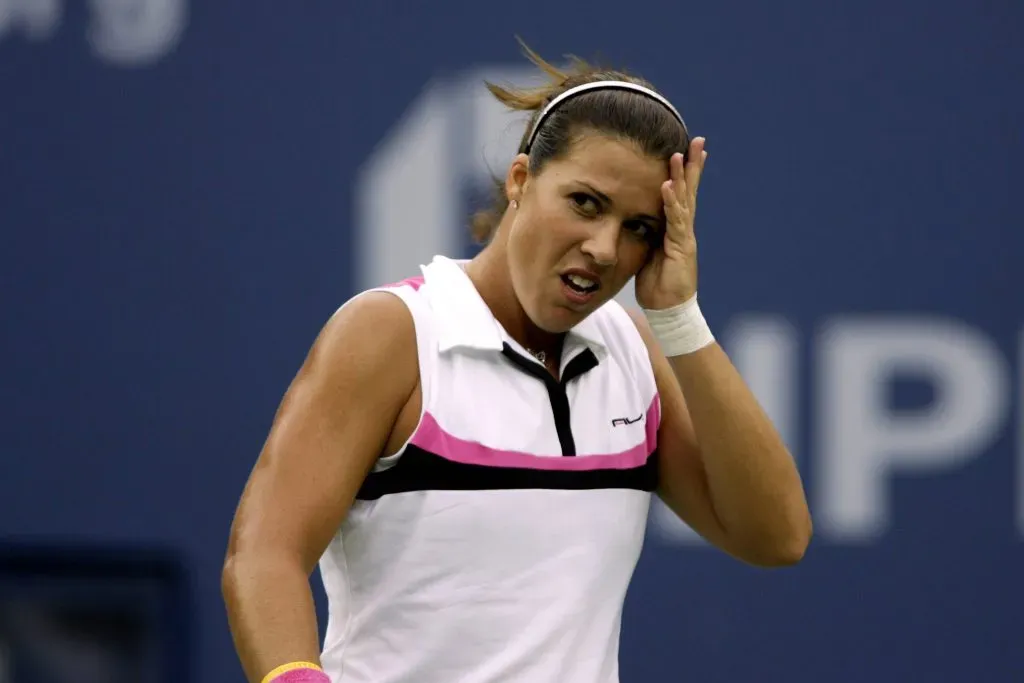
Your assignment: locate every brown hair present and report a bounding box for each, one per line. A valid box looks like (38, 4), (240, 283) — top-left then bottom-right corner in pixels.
(470, 38), (691, 243)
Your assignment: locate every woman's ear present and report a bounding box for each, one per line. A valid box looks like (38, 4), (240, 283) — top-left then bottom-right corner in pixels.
(504, 153), (530, 205)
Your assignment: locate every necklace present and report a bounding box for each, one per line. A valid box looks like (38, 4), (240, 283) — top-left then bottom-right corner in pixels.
(526, 348), (546, 364)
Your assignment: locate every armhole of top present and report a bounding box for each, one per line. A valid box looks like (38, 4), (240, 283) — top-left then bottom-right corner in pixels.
(359, 282), (434, 471)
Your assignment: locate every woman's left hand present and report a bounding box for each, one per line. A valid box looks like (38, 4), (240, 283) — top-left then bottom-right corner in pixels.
(635, 136), (707, 310)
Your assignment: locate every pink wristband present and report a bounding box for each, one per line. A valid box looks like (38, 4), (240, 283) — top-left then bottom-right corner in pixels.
(271, 671), (330, 683)
(262, 663), (330, 683)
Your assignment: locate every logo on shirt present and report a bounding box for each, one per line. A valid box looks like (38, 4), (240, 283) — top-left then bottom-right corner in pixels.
(611, 413), (643, 427)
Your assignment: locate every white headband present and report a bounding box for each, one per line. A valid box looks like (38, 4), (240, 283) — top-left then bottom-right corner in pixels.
(521, 80), (687, 153)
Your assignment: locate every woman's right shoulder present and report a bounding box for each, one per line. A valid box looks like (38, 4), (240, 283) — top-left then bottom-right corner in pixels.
(327, 288), (419, 339)
(303, 289), (420, 399)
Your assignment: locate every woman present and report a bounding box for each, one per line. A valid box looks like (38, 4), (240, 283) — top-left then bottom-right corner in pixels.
(222, 41), (812, 683)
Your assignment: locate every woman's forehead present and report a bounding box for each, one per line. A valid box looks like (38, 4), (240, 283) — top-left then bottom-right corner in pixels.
(546, 135), (668, 206)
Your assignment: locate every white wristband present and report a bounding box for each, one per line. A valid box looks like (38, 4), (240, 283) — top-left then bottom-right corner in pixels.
(642, 295), (715, 357)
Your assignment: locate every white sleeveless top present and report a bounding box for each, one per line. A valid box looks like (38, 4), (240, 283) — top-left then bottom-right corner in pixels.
(318, 255), (661, 683)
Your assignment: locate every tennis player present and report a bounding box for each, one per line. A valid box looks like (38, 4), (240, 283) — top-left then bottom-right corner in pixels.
(222, 41), (812, 683)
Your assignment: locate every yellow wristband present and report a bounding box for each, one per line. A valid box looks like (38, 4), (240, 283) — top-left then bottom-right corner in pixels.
(260, 661), (324, 683)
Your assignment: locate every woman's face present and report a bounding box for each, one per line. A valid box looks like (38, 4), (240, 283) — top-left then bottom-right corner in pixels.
(505, 132), (669, 333)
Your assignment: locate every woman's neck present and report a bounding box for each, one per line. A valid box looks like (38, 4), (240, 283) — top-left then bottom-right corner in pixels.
(463, 247), (564, 362)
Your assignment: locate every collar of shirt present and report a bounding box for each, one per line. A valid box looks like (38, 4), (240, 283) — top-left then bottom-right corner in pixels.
(420, 255), (609, 365)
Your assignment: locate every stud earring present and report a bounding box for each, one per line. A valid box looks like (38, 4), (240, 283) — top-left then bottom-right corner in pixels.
(510, 199), (518, 209)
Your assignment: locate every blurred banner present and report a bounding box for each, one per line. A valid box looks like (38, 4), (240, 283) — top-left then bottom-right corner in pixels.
(0, 546), (189, 683)
(1, 1), (1020, 682)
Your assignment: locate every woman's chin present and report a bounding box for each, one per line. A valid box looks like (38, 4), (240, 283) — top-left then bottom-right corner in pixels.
(529, 303), (586, 334)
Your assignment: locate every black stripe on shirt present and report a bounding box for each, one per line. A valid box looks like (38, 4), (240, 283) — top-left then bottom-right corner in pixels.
(355, 444), (659, 501)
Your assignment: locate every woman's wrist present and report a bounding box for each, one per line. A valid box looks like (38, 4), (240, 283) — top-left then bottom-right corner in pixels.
(641, 294), (715, 357)
(261, 662), (330, 683)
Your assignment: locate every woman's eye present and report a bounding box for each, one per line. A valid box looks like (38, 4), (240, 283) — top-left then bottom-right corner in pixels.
(569, 193), (599, 215)
(625, 221), (650, 238)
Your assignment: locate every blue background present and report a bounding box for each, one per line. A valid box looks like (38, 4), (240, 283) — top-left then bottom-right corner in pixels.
(1, 1), (1020, 681)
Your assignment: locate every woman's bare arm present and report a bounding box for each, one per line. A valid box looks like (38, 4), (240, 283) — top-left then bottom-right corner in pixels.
(221, 291), (419, 682)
